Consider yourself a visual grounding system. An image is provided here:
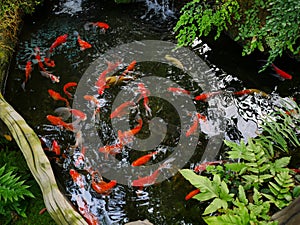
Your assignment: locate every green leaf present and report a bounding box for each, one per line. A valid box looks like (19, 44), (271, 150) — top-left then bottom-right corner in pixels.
(293, 186), (300, 198)
(203, 198), (228, 215)
(238, 185), (248, 205)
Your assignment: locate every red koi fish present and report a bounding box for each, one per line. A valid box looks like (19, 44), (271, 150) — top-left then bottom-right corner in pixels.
(194, 91), (222, 101)
(74, 32), (92, 51)
(69, 169), (85, 188)
(54, 107), (87, 121)
(63, 82), (77, 99)
(49, 34), (68, 53)
(185, 189), (200, 200)
(131, 158), (175, 187)
(51, 140), (61, 155)
(95, 69), (109, 95)
(186, 113), (206, 137)
(167, 87), (190, 95)
(34, 48), (46, 71)
(121, 60), (136, 77)
(76, 195), (99, 225)
(98, 143), (123, 159)
(233, 89), (269, 98)
(271, 63), (292, 80)
(93, 22), (110, 30)
(44, 57), (55, 67)
(118, 119), (143, 145)
(74, 130), (84, 148)
(193, 160), (224, 173)
(84, 95), (100, 106)
(21, 61), (33, 90)
(137, 83), (151, 116)
(48, 89), (70, 107)
(131, 151), (159, 167)
(110, 101), (136, 119)
(40, 71), (60, 83)
(91, 171), (117, 194)
(46, 115), (74, 131)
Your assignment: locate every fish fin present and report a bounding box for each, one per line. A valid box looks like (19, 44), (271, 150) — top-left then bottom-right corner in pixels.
(270, 73), (285, 81)
(73, 31), (79, 37)
(83, 22), (93, 31)
(21, 82), (26, 91)
(54, 107), (71, 121)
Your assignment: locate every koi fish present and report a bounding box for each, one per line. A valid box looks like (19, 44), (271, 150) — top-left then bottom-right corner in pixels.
(131, 158), (175, 187)
(93, 22), (110, 30)
(40, 71), (60, 83)
(74, 145), (87, 168)
(110, 101), (136, 119)
(105, 75), (136, 86)
(76, 195), (99, 225)
(54, 107), (87, 121)
(48, 89), (70, 107)
(74, 31), (92, 51)
(137, 83), (151, 116)
(131, 151), (159, 166)
(49, 34), (68, 53)
(271, 63), (292, 80)
(51, 140), (61, 155)
(44, 57), (55, 67)
(121, 60), (136, 77)
(193, 160), (224, 173)
(69, 169), (85, 188)
(233, 89), (269, 98)
(74, 130), (84, 148)
(95, 69), (109, 95)
(46, 115), (75, 132)
(186, 113), (206, 137)
(91, 171), (116, 194)
(98, 143), (123, 159)
(165, 54), (184, 70)
(21, 61), (33, 90)
(34, 47), (46, 71)
(194, 91), (222, 101)
(84, 95), (100, 106)
(167, 87), (190, 95)
(63, 82), (77, 99)
(118, 119), (143, 145)
(185, 189), (200, 200)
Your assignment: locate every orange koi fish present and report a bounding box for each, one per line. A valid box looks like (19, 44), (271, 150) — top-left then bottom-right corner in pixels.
(118, 119), (143, 145)
(74, 31), (92, 51)
(40, 71), (60, 83)
(49, 34), (68, 53)
(98, 143), (123, 159)
(194, 91), (222, 101)
(185, 189), (200, 200)
(48, 89), (70, 107)
(51, 140), (61, 155)
(44, 57), (55, 67)
(93, 22), (110, 30)
(91, 171), (117, 194)
(131, 151), (159, 167)
(193, 160), (224, 173)
(21, 61), (33, 90)
(95, 69), (109, 95)
(121, 60), (136, 77)
(110, 101), (136, 119)
(34, 48), (46, 71)
(76, 195), (99, 225)
(84, 95), (100, 106)
(233, 89), (269, 98)
(186, 113), (206, 137)
(131, 158), (174, 187)
(70, 169), (85, 188)
(271, 63), (292, 80)
(63, 82), (77, 99)
(167, 87), (190, 95)
(46, 115), (74, 131)
(54, 107), (87, 121)
(137, 83), (151, 116)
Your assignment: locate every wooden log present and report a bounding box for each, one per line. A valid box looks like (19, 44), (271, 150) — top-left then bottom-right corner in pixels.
(0, 92), (88, 225)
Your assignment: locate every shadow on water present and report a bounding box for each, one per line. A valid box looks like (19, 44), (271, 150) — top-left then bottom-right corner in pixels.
(4, 0), (300, 224)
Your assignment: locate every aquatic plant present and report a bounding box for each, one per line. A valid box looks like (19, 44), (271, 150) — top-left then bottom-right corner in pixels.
(174, 0), (300, 70)
(180, 103), (300, 224)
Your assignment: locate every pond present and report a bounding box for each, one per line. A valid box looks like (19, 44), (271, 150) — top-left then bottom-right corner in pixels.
(4, 0), (300, 224)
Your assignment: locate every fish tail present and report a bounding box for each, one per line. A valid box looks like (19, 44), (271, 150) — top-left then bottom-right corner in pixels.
(83, 22), (93, 31)
(21, 81), (26, 91)
(54, 107), (71, 121)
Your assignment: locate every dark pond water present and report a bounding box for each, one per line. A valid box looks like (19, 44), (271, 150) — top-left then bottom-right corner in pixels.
(4, 0), (300, 224)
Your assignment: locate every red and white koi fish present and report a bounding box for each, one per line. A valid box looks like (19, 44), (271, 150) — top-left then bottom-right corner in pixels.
(110, 101), (136, 119)
(49, 34), (68, 53)
(74, 145), (87, 168)
(46, 115), (75, 132)
(98, 143), (123, 159)
(271, 63), (292, 80)
(48, 89), (69, 107)
(21, 61), (33, 90)
(131, 151), (159, 167)
(233, 89), (269, 98)
(137, 83), (151, 116)
(44, 57), (55, 67)
(121, 60), (136, 77)
(194, 91), (222, 101)
(34, 47), (46, 71)
(167, 87), (190, 95)
(84, 95), (101, 120)
(69, 169), (85, 189)
(63, 82), (77, 99)
(51, 140), (61, 155)
(186, 113), (206, 137)
(76, 195), (99, 225)
(131, 158), (175, 187)
(54, 107), (87, 121)
(118, 119), (143, 145)
(40, 71), (60, 83)
(193, 160), (224, 173)
(74, 31), (92, 51)
(185, 189), (200, 200)
(91, 171), (117, 194)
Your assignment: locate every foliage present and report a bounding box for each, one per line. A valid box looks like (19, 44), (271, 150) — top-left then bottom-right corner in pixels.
(174, 0), (300, 70)
(180, 103), (300, 224)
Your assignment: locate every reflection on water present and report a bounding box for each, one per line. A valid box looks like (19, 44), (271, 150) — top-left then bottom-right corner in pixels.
(4, 0), (300, 224)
